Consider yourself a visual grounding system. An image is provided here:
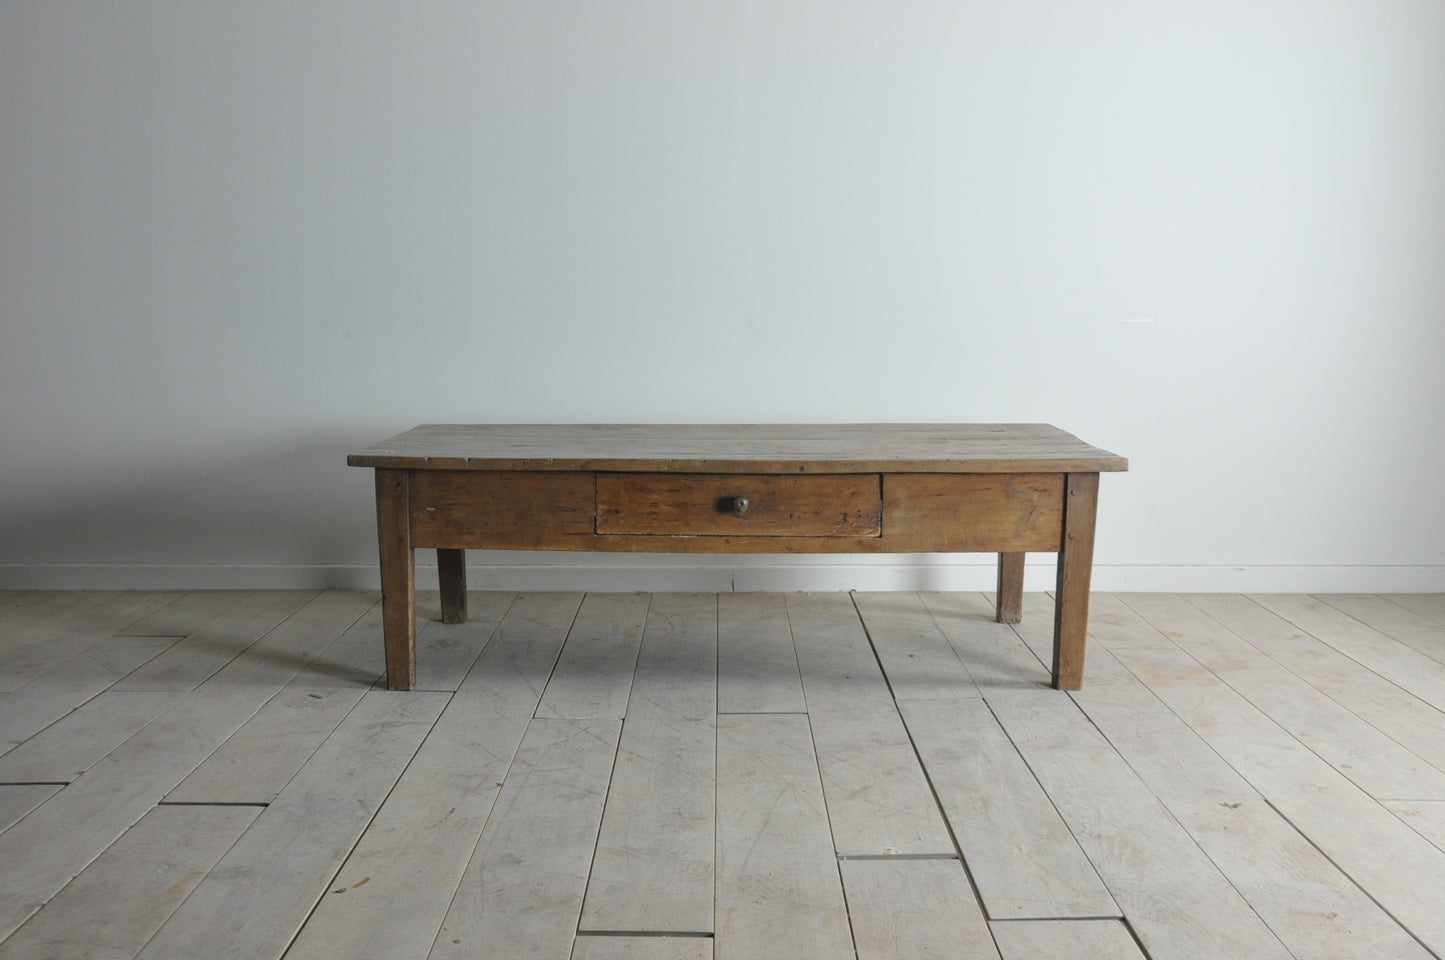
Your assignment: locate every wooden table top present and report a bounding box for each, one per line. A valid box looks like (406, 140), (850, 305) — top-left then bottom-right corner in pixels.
(349, 424), (1127, 475)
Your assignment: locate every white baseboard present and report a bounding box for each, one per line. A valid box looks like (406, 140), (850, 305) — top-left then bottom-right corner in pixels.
(2, 558), (1442, 593)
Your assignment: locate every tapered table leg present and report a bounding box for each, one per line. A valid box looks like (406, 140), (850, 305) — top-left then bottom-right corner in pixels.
(437, 548), (468, 624)
(375, 469), (416, 691)
(1052, 473), (1100, 690)
(995, 552), (1024, 623)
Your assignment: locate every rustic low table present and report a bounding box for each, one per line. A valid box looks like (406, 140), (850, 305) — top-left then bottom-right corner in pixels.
(349, 424), (1127, 691)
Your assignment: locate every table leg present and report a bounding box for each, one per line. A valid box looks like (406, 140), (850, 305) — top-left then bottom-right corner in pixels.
(1052, 472), (1100, 690)
(375, 468), (416, 691)
(438, 548), (468, 624)
(995, 552), (1024, 623)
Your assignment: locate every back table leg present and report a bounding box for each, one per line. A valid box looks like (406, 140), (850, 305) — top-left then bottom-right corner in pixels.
(1052, 472), (1100, 690)
(995, 553), (1024, 623)
(375, 468), (417, 691)
(437, 548), (468, 624)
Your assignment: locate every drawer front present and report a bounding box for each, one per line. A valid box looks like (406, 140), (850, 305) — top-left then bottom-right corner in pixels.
(597, 473), (882, 538)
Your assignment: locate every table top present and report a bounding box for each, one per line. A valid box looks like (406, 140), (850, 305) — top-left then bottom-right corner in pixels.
(348, 424), (1127, 475)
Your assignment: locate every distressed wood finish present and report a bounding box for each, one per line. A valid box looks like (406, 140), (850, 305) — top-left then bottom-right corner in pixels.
(597, 473), (881, 538)
(351, 424), (1125, 689)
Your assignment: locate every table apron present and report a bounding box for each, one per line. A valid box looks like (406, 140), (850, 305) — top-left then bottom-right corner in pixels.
(404, 469), (1066, 554)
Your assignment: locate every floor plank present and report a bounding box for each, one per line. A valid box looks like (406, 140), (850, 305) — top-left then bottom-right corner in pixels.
(135, 690), (448, 960)
(0, 591), (377, 941)
(284, 593), (581, 960)
(1087, 593), (1445, 957)
(430, 716), (623, 960)
(990, 919), (1145, 960)
(1073, 607), (1435, 960)
(1385, 800), (1445, 852)
(852, 592), (980, 700)
(715, 713), (853, 960)
(536, 593), (650, 719)
(582, 595), (717, 935)
(3, 590), (1445, 959)
(841, 858), (998, 960)
(919, 591), (1052, 690)
(166, 594), (384, 803)
(571, 937), (712, 960)
(717, 592), (805, 714)
(987, 688), (1295, 960)
(2, 592), (181, 692)
(1121, 593), (1445, 801)
(111, 590), (318, 692)
(0, 785), (60, 834)
(0, 691), (179, 783)
(1317, 593), (1445, 667)
(785, 592), (894, 707)
(1189, 592), (1445, 784)
(0, 804), (259, 960)
(901, 696), (1117, 919)
(1251, 593), (1445, 713)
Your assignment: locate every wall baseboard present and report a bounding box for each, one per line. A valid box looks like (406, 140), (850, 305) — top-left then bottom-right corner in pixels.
(2, 559), (1442, 594)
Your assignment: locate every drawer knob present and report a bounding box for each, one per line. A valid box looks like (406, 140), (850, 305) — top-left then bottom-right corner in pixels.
(730, 496), (751, 516)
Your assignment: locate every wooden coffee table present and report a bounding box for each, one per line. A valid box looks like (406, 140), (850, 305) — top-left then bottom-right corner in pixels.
(349, 424), (1127, 691)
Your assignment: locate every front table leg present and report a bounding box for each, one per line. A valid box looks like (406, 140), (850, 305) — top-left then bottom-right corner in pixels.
(375, 468), (417, 691)
(1052, 472), (1100, 690)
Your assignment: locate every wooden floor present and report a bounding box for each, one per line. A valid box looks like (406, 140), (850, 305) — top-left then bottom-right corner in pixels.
(1, 590), (1444, 959)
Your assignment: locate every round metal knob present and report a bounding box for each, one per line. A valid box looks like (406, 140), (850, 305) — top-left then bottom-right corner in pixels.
(730, 496), (751, 516)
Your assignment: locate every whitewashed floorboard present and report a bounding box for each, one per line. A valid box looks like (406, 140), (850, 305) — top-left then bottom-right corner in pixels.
(1072, 618), (1435, 960)
(0, 640), (181, 754)
(919, 591), (1052, 689)
(853, 592), (980, 700)
(4, 590), (1445, 959)
(286, 592), (581, 960)
(714, 713), (853, 960)
(571, 937), (712, 960)
(111, 591), (317, 692)
(0, 805), (259, 960)
(1087, 593), (1445, 957)
(0, 591), (375, 940)
(135, 690), (448, 960)
(430, 717), (622, 960)
(166, 594), (383, 803)
(536, 593), (650, 719)
(1383, 593), (1445, 626)
(1121, 593), (1445, 801)
(2, 592), (180, 692)
(583, 595), (717, 935)
(717, 592), (805, 714)
(785, 592), (895, 707)
(1321, 594), (1445, 666)
(901, 696), (1117, 919)
(0, 691), (178, 783)
(1252, 594), (1445, 713)
(115, 589), (254, 637)
(1189, 592), (1445, 784)
(0, 785), (59, 834)
(1385, 800), (1445, 852)
(987, 688), (1295, 960)
(841, 858), (998, 960)
(990, 920), (1145, 960)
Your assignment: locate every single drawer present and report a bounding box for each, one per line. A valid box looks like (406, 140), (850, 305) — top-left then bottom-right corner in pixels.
(597, 473), (882, 538)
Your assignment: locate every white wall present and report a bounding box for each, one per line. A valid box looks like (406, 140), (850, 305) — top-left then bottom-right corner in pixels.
(3, 1), (1443, 593)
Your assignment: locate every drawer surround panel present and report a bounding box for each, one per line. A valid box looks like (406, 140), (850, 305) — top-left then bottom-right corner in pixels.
(597, 473), (882, 538)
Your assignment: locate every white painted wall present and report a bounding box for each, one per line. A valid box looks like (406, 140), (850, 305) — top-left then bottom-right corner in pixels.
(3, 2), (1443, 592)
